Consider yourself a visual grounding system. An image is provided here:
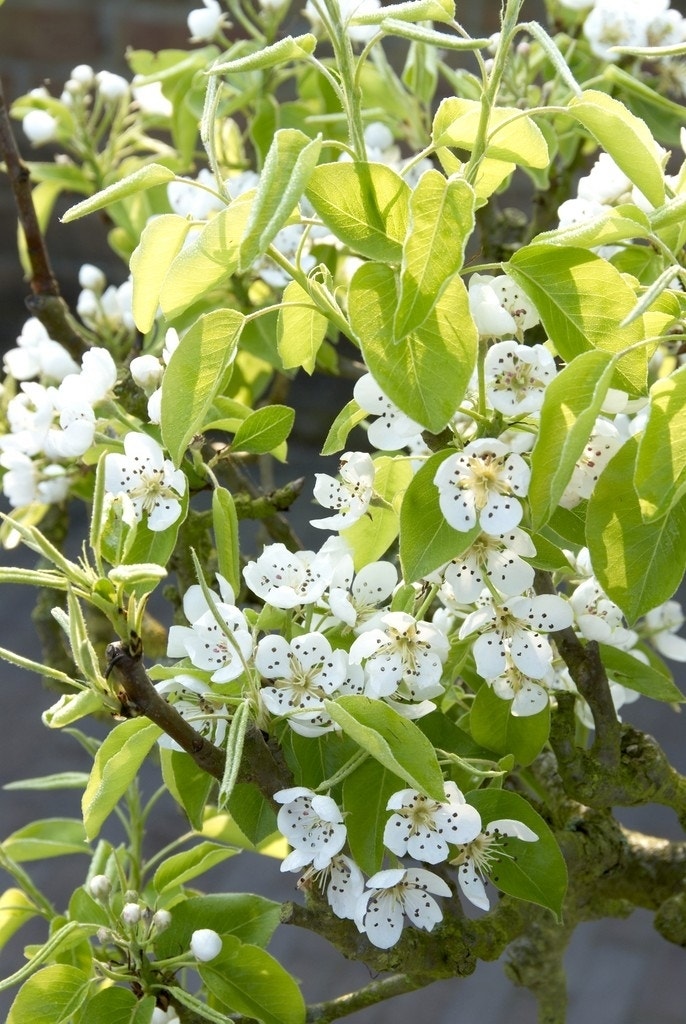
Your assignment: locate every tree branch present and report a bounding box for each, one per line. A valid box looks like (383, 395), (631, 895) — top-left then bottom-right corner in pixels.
(0, 80), (88, 358)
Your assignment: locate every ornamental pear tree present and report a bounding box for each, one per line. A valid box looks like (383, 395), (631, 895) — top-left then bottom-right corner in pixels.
(1, 0), (686, 1021)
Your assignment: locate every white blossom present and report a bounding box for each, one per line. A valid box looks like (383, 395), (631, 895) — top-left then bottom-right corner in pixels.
(22, 109), (58, 145)
(559, 418), (623, 507)
(434, 439), (530, 534)
(4, 319), (79, 382)
(95, 70), (129, 101)
(353, 373), (424, 451)
(451, 818), (538, 911)
(155, 675), (229, 750)
(642, 601), (686, 661)
(349, 611), (448, 702)
(311, 451), (375, 531)
(570, 577), (637, 648)
(484, 341), (556, 416)
(383, 783), (482, 864)
(243, 542), (334, 608)
(443, 528), (536, 604)
(188, 0), (227, 41)
(460, 594), (574, 680)
(327, 558), (398, 631)
(296, 854), (365, 919)
(355, 867), (451, 948)
(104, 432), (186, 531)
(0, 451), (69, 508)
(490, 657), (553, 716)
(275, 787), (347, 871)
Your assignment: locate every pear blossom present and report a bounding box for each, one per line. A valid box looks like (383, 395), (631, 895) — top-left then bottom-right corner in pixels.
(304, 0), (382, 44)
(78, 264), (106, 292)
(275, 787), (347, 871)
(243, 542), (334, 608)
(443, 528), (536, 604)
(577, 153), (631, 205)
(152, 1008), (180, 1024)
(641, 601), (686, 661)
(296, 854), (365, 919)
(433, 439), (531, 534)
(484, 341), (556, 416)
(190, 928), (223, 961)
(155, 675), (229, 750)
(311, 451), (375, 531)
(355, 867), (451, 948)
(326, 558), (398, 631)
(353, 373), (424, 451)
(459, 594), (574, 680)
(167, 168), (224, 220)
(4, 319), (79, 382)
(104, 431), (186, 531)
(0, 382), (55, 456)
(255, 632), (363, 735)
(469, 274), (517, 337)
(451, 818), (538, 911)
(383, 783), (482, 864)
(188, 0), (227, 41)
(166, 576), (253, 684)
(0, 451), (69, 508)
(570, 577), (637, 649)
(95, 70), (129, 101)
(490, 657), (552, 716)
(349, 611), (449, 703)
(583, 0), (653, 60)
(559, 419), (623, 507)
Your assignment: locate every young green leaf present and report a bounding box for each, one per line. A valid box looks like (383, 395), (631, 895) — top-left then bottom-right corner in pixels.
(343, 761), (403, 876)
(394, 171), (475, 340)
(82, 719), (162, 840)
(586, 436), (686, 622)
(152, 842), (238, 893)
(349, 261), (477, 431)
(324, 695), (446, 800)
(212, 487), (241, 595)
(469, 684), (550, 767)
(399, 450), (480, 582)
(507, 244), (647, 394)
(61, 163), (176, 222)
(209, 34), (317, 74)
(6, 965), (91, 1024)
(2, 818), (87, 862)
(634, 365), (686, 518)
(277, 280), (329, 374)
(0, 889), (38, 955)
(230, 404), (295, 456)
(433, 97), (549, 169)
(239, 129), (321, 269)
(528, 350), (617, 530)
(160, 749), (214, 831)
(154, 894), (282, 957)
(320, 399), (368, 456)
(599, 644), (684, 703)
(567, 89), (665, 209)
(466, 788), (567, 918)
(161, 308), (244, 466)
(130, 213), (192, 333)
(306, 162), (411, 262)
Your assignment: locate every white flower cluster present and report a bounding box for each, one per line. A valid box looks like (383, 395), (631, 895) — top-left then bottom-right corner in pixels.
(559, 0), (686, 70)
(21, 65), (131, 147)
(274, 783), (537, 948)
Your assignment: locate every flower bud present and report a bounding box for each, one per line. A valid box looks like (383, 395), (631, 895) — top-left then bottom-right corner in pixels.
(130, 355), (163, 392)
(152, 909), (172, 932)
(70, 64), (94, 86)
(96, 70), (129, 101)
(188, 0), (224, 41)
(190, 928), (223, 961)
(78, 263), (106, 293)
(88, 874), (112, 900)
(121, 901), (142, 925)
(22, 110), (58, 145)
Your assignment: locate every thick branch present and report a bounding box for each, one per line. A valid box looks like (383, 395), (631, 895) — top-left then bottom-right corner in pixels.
(0, 81), (88, 357)
(306, 975), (424, 1024)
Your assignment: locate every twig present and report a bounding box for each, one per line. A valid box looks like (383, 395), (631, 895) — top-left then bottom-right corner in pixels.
(0, 80), (88, 358)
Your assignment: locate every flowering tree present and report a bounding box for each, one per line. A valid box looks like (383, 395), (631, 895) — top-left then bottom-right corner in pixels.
(1, 0), (686, 1021)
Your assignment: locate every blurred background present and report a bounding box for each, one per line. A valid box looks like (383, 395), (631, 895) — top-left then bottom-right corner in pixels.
(1, 0), (685, 1020)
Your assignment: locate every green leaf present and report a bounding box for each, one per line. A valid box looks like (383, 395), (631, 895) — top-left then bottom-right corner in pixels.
(343, 761), (402, 875)
(159, 192), (253, 320)
(352, 0), (455, 23)
(532, 204), (651, 251)
(507, 245), (647, 394)
(239, 129), (321, 269)
(77, 988), (155, 1024)
(152, 842), (237, 893)
(212, 488), (241, 595)
(306, 162), (410, 262)
(160, 749), (214, 831)
(281, 730), (360, 791)
(382, 19), (489, 49)
(0, 890), (38, 953)
(130, 214), (192, 333)
(567, 90), (665, 208)
(82, 719), (162, 840)
(277, 280), (328, 374)
(586, 436), (686, 622)
(199, 936), (305, 1024)
(2, 819), (87, 862)
(394, 171), (475, 339)
(599, 644), (684, 702)
(466, 789), (567, 918)
(3, 772), (89, 791)
(341, 455), (414, 569)
(528, 350), (617, 530)
(210, 34), (317, 74)
(469, 684), (550, 767)
(155, 894), (282, 959)
(231, 405), (295, 456)
(399, 450), (480, 581)
(634, 365), (686, 518)
(349, 262), (477, 431)
(320, 399), (367, 456)
(7, 965), (91, 1024)
(324, 696), (445, 800)
(433, 97), (549, 169)
(227, 784), (278, 846)
(61, 164), (176, 222)
(161, 308), (244, 466)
